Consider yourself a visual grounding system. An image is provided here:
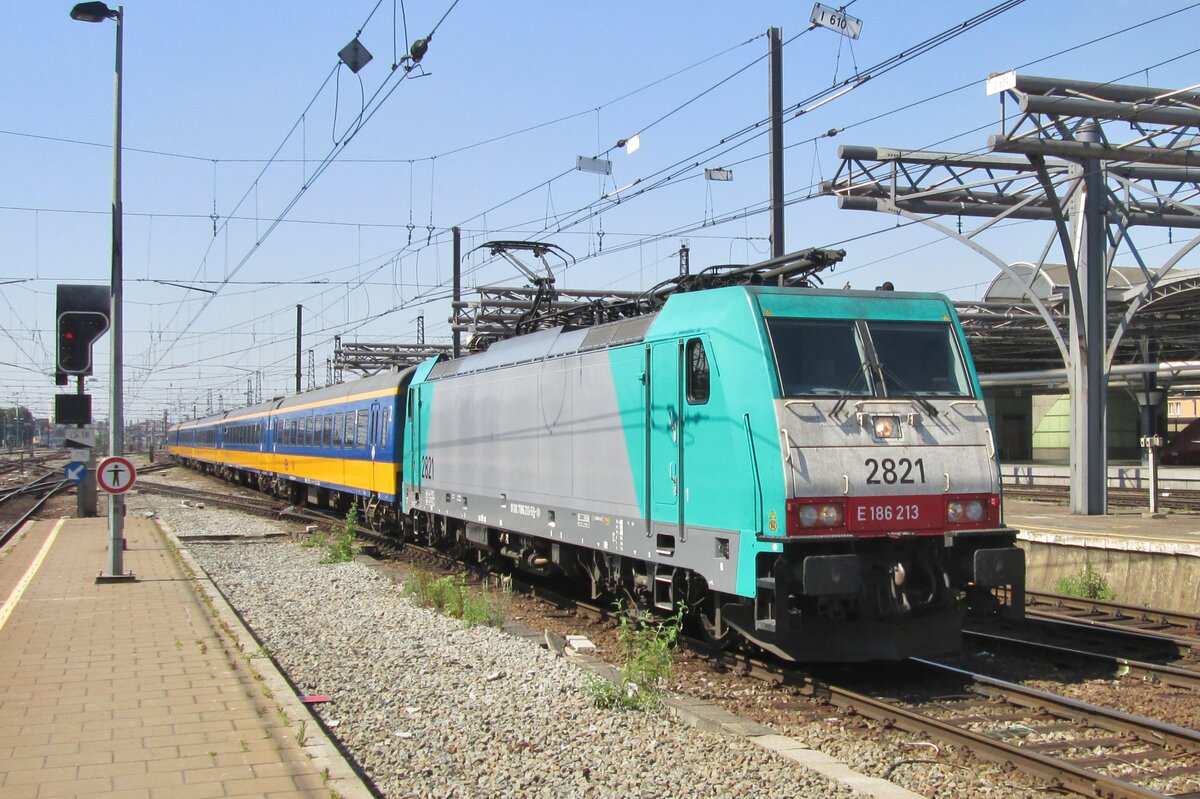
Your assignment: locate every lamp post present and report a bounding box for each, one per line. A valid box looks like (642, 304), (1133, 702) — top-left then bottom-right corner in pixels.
(71, 1), (127, 578)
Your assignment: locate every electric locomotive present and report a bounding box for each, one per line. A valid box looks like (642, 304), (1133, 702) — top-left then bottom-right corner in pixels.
(401, 285), (1023, 662)
(168, 279), (1024, 662)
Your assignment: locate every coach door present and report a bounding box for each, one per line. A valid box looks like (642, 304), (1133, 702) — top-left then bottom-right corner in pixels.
(647, 341), (684, 543)
(367, 401), (381, 493)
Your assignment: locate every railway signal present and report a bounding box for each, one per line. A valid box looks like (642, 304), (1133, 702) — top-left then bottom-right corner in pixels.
(55, 285), (110, 376)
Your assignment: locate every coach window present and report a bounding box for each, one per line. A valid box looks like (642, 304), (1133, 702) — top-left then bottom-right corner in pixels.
(381, 408), (390, 448)
(356, 411), (369, 450)
(333, 413), (343, 447)
(686, 338), (710, 404)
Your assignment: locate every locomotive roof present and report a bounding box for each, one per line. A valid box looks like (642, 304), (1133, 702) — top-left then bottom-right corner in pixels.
(427, 314), (657, 381)
(427, 284), (958, 381)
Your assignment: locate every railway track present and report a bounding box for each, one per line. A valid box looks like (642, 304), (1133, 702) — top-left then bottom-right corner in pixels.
(0, 473), (70, 547)
(494, 577), (1200, 797)
(1005, 482), (1200, 512)
(1026, 591), (1200, 645)
(0, 451), (64, 480)
(146, 467), (1200, 797)
(815, 658), (1200, 799)
(135, 479), (288, 516)
(963, 624), (1200, 691)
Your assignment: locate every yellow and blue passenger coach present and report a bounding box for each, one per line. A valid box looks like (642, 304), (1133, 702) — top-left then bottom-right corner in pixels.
(169, 370), (412, 518)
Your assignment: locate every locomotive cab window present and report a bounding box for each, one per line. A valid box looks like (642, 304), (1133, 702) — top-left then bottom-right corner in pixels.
(686, 338), (710, 404)
(766, 318), (872, 397)
(766, 317), (974, 399)
(866, 321), (972, 397)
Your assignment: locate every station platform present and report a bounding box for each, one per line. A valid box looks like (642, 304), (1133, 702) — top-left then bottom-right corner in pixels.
(0, 515), (371, 799)
(1002, 498), (1200, 612)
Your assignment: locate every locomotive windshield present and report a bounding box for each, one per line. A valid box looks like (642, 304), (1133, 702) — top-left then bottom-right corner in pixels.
(766, 318), (972, 398)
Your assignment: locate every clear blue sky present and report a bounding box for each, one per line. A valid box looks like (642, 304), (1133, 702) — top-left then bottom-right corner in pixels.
(4, 0), (1199, 426)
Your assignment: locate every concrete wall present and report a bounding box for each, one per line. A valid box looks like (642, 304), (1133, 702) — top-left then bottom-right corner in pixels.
(1029, 391), (1142, 463)
(1020, 536), (1200, 613)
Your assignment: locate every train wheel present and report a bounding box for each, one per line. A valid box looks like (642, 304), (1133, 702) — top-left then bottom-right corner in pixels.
(688, 588), (734, 650)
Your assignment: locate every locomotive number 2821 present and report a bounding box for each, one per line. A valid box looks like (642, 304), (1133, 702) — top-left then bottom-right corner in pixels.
(864, 457), (925, 484)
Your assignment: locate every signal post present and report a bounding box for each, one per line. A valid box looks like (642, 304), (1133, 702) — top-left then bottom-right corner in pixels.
(53, 282), (133, 580)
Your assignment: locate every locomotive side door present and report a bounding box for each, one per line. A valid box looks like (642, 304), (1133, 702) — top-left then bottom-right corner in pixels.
(407, 385), (423, 501)
(647, 340), (683, 541)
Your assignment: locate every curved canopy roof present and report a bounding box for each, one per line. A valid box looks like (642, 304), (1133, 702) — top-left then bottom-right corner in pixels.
(957, 265), (1200, 374)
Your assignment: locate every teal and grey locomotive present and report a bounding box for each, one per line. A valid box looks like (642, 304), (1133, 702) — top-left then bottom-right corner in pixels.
(401, 285), (1024, 662)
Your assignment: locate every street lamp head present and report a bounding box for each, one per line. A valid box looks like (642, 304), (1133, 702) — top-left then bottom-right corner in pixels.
(70, 1), (117, 22)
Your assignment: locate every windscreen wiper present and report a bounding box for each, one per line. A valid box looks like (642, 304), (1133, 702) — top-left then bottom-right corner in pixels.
(877, 364), (939, 418)
(830, 366), (870, 419)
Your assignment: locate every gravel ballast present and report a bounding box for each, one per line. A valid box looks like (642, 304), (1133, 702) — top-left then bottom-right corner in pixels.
(127, 486), (873, 799)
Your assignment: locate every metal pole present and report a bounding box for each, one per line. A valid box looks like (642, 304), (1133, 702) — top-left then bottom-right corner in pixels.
(78, 375), (97, 517)
(768, 27), (785, 274)
(295, 304), (302, 393)
(1068, 121), (1108, 515)
(1148, 442), (1160, 514)
(105, 5), (126, 576)
(452, 226), (461, 359)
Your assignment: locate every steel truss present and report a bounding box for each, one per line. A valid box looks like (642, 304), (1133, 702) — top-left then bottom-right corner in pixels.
(333, 339), (452, 376)
(823, 73), (1200, 514)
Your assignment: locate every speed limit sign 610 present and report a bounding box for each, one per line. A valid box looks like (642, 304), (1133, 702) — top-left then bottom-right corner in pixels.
(97, 456), (137, 494)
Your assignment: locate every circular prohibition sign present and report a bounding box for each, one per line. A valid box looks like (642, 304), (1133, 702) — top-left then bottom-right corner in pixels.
(97, 456), (138, 494)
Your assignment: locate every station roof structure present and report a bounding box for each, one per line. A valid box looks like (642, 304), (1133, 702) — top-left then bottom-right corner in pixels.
(957, 265), (1200, 376)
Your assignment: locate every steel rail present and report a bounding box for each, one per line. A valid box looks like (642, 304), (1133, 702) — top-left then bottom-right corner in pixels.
(821, 658), (1199, 799)
(965, 627), (1200, 691)
(1005, 483), (1200, 511)
(0, 479), (69, 548)
(0, 472), (61, 506)
(135, 480), (284, 515)
(1026, 591), (1200, 644)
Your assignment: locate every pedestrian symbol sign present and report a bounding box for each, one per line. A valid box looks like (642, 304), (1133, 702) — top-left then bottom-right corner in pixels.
(97, 456), (137, 494)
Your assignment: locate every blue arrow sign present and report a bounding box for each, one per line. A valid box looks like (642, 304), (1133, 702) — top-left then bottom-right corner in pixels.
(65, 462), (87, 484)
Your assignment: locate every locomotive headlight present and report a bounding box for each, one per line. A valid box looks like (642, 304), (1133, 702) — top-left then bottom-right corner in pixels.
(791, 501), (846, 533)
(872, 415), (900, 439)
(946, 501), (964, 523)
(965, 500), (984, 522)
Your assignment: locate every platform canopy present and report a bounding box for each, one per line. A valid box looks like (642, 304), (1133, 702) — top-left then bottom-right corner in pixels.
(957, 266), (1200, 375)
